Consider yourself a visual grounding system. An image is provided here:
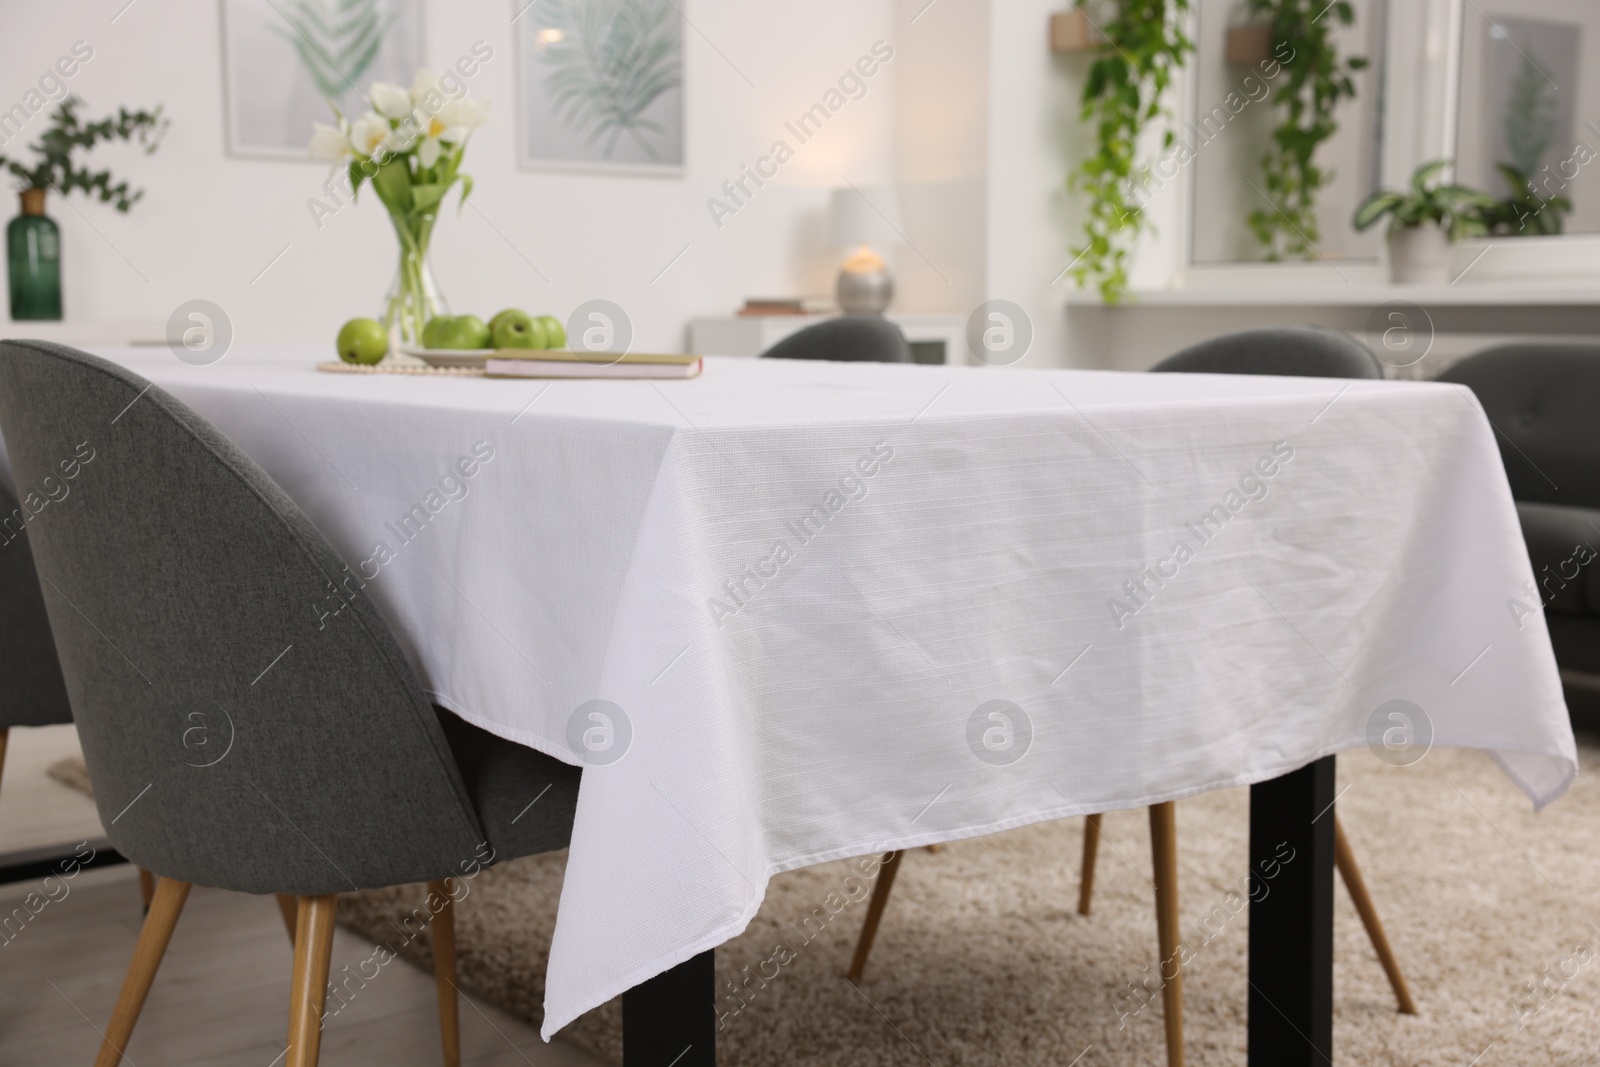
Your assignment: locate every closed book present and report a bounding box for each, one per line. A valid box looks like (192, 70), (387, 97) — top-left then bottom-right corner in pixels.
(489, 349), (698, 365)
(485, 356), (703, 379)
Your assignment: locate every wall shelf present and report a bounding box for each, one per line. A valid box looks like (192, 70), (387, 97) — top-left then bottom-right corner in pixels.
(1062, 283), (1600, 308)
(1048, 11), (1103, 53)
(1224, 23), (1273, 66)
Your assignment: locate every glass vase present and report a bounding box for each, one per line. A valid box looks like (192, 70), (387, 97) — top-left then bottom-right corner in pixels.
(381, 211), (447, 346)
(7, 189), (62, 321)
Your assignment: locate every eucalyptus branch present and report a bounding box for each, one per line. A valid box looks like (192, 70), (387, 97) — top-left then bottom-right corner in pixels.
(0, 96), (167, 212)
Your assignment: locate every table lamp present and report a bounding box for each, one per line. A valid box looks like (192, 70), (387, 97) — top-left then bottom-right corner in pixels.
(828, 186), (904, 315)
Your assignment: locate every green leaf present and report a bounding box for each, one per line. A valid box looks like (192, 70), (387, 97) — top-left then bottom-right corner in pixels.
(1495, 162), (1529, 195)
(370, 157), (413, 214)
(457, 172), (474, 212)
(1352, 192), (1403, 231)
(1085, 62), (1107, 101)
(1411, 159), (1449, 194)
(409, 182), (449, 213)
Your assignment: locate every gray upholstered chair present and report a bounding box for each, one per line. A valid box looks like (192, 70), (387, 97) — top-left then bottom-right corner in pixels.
(846, 327), (1412, 1067)
(1438, 343), (1600, 730)
(760, 315), (913, 362)
(1149, 324), (1386, 378)
(0, 341), (580, 1067)
(0, 481), (76, 790)
(1, 484), (169, 911)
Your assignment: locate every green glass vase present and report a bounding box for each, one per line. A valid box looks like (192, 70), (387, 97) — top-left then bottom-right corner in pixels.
(8, 189), (62, 321)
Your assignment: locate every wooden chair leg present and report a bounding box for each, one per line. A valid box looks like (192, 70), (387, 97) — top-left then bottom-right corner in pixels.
(95, 878), (192, 1067)
(285, 894), (338, 1067)
(1149, 802), (1185, 1067)
(847, 850), (903, 981)
(1335, 817), (1418, 1015)
(428, 880), (462, 1067)
(1078, 812), (1103, 916)
(137, 869), (155, 912)
(276, 894), (299, 945)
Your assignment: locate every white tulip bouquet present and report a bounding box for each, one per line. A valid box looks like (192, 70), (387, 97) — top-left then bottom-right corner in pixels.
(309, 71), (490, 344)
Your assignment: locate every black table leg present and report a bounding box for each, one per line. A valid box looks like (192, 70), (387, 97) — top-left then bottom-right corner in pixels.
(623, 948), (716, 1067)
(0, 837), (125, 886)
(1249, 756), (1335, 1066)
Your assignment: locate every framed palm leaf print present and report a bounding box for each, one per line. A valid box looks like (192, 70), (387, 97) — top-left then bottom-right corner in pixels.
(515, 0), (685, 175)
(220, 0), (424, 159)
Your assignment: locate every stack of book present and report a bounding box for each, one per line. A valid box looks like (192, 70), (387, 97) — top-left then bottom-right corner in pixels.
(484, 350), (703, 380)
(737, 297), (834, 317)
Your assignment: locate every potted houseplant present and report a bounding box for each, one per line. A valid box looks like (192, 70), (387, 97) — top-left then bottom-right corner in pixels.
(0, 96), (166, 320)
(309, 71), (488, 345)
(1479, 163), (1571, 236)
(1353, 160), (1495, 285)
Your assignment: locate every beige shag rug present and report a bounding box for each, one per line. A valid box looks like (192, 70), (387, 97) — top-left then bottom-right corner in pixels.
(52, 744), (1600, 1064)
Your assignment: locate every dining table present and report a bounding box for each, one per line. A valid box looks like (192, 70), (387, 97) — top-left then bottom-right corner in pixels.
(0, 345), (1577, 1066)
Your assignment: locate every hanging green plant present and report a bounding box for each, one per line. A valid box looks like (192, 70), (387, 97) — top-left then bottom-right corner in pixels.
(1244, 0), (1366, 260)
(1066, 0), (1193, 303)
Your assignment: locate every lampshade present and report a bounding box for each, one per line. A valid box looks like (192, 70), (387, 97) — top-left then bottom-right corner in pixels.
(828, 186), (905, 248)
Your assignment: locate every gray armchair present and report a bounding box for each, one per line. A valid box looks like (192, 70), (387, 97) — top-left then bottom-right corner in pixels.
(1150, 325), (1385, 378)
(0, 484), (74, 734)
(0, 340), (581, 1067)
(1438, 343), (1600, 727)
(0, 480), (76, 812)
(760, 315), (912, 362)
(1, 482), (171, 908)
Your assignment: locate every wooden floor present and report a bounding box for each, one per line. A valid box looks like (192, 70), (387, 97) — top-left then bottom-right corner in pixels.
(0, 723), (102, 852)
(0, 725), (607, 1067)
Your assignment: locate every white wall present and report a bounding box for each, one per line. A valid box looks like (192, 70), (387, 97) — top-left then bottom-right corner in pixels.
(0, 0), (899, 351)
(893, 0), (989, 316)
(985, 0), (1070, 367)
(983, 1), (1189, 369)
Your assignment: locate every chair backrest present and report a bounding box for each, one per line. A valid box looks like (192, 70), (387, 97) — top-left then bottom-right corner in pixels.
(1436, 343), (1600, 509)
(1150, 326), (1385, 379)
(0, 482), (74, 729)
(760, 316), (913, 362)
(0, 341), (488, 895)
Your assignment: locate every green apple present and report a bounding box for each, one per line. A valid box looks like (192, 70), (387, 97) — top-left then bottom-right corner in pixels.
(491, 309), (546, 349)
(457, 314), (492, 349)
(428, 314), (491, 350)
(421, 315), (453, 350)
(536, 315), (566, 349)
(488, 308), (524, 337)
(336, 317), (388, 365)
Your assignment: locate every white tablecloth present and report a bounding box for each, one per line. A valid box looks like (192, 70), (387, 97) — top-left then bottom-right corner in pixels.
(0, 348), (1576, 1037)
